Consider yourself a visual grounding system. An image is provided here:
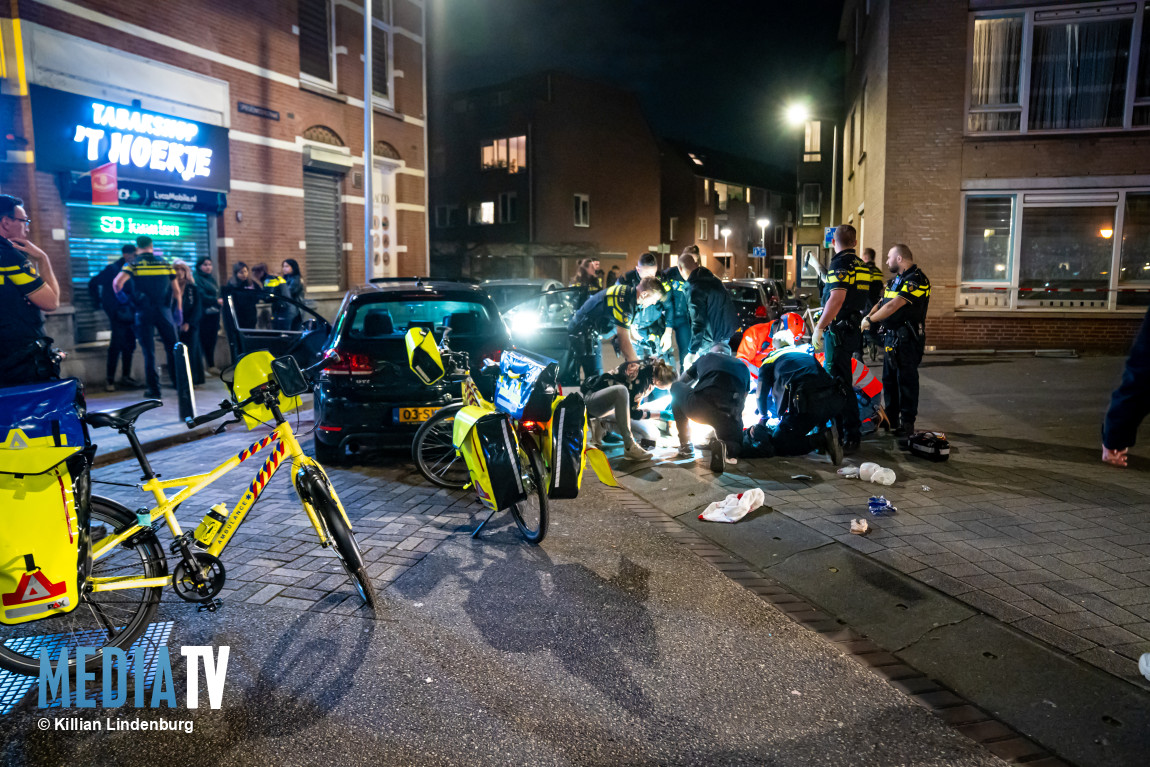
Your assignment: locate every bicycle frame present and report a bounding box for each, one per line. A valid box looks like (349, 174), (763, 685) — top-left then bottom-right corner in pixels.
(86, 419), (348, 593)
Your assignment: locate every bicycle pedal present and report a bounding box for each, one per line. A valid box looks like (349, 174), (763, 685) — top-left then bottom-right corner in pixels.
(197, 598), (224, 613)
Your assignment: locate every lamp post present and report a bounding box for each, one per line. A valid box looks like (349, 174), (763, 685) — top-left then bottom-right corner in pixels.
(785, 102), (839, 237)
(720, 226), (732, 277)
(757, 217), (769, 249)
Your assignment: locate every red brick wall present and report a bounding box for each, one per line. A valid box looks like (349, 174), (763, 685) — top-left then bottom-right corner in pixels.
(928, 315), (1143, 354)
(10, 0), (427, 316)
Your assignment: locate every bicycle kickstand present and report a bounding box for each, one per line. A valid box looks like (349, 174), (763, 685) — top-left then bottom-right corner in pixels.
(470, 507), (498, 539)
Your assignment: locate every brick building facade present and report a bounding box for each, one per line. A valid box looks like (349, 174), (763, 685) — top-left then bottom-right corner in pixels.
(659, 141), (795, 281)
(0, 0), (428, 384)
(429, 73), (660, 284)
(838, 0), (1150, 352)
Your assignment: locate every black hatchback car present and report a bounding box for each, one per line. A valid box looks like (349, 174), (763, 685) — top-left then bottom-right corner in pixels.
(313, 280), (510, 462)
(725, 278), (808, 331)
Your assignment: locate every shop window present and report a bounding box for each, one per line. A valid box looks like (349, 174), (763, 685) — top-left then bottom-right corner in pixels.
(1019, 205), (1115, 301)
(298, 0), (334, 86)
(303, 169), (344, 290)
(480, 136), (527, 173)
(574, 194), (590, 227)
(969, 7), (1144, 134)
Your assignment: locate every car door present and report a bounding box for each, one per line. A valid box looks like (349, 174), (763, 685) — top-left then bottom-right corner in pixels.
(501, 287), (585, 363)
(220, 286), (333, 368)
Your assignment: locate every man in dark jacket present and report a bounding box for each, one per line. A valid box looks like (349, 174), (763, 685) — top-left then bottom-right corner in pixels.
(562, 278), (666, 384)
(664, 246), (697, 370)
(677, 250), (738, 365)
(671, 348), (750, 473)
(89, 243), (140, 391)
(1103, 306), (1150, 467)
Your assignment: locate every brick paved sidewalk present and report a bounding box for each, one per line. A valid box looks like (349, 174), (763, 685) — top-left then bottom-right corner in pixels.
(90, 421), (487, 616)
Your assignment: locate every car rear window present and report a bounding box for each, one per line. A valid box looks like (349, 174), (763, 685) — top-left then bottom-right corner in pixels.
(347, 297), (497, 340)
(728, 285), (762, 306)
(486, 284), (543, 309)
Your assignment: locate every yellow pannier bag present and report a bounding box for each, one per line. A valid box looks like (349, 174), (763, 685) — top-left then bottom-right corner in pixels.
(452, 405), (526, 512)
(0, 446), (85, 625)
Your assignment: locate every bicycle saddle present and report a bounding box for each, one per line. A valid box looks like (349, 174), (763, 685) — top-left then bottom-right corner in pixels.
(85, 400), (163, 430)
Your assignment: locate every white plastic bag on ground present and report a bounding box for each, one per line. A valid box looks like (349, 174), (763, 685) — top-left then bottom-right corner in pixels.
(699, 488), (766, 523)
(871, 467), (897, 485)
(859, 462), (881, 481)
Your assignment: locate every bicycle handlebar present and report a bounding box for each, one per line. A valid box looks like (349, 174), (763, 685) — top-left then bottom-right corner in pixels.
(184, 387), (266, 430)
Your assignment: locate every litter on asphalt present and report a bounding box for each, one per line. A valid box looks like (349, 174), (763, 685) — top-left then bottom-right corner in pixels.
(850, 519), (869, 535)
(868, 496), (898, 516)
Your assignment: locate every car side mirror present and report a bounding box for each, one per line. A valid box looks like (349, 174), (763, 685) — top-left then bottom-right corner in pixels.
(405, 327), (446, 385)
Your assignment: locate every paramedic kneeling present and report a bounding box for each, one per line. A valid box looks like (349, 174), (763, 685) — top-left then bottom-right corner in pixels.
(742, 331), (846, 464)
(861, 244), (930, 441)
(671, 347), (749, 473)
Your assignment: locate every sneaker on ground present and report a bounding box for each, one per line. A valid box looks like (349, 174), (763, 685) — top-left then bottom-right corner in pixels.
(623, 442), (652, 461)
(708, 439), (726, 474)
(675, 443), (695, 459)
(143, 390), (162, 399)
(119, 376), (144, 389)
(105, 381), (116, 393)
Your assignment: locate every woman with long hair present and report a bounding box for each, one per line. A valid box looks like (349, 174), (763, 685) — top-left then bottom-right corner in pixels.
(274, 259), (306, 330)
(172, 259), (205, 384)
(581, 356), (677, 460)
(227, 261), (259, 330)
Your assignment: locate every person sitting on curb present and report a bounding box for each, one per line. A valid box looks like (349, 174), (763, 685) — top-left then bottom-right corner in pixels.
(583, 357), (677, 455)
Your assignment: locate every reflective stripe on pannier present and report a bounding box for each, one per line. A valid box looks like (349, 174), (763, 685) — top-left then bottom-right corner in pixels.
(452, 406), (527, 512)
(547, 393), (588, 499)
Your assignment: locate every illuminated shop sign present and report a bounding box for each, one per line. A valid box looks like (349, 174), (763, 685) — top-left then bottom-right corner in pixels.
(31, 85), (230, 193)
(98, 215), (181, 237)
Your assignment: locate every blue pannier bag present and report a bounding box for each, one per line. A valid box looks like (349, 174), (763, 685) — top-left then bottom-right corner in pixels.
(494, 349), (560, 421)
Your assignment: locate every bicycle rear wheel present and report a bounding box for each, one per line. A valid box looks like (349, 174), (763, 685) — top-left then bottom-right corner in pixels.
(0, 497), (165, 676)
(510, 436), (549, 545)
(301, 467), (378, 616)
(412, 404), (469, 489)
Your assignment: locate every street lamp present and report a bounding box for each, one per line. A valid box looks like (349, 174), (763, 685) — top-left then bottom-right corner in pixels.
(720, 226), (732, 255)
(785, 101), (839, 230)
(757, 217), (769, 248)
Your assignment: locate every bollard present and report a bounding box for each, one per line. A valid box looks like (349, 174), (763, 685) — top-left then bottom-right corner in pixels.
(174, 342), (198, 422)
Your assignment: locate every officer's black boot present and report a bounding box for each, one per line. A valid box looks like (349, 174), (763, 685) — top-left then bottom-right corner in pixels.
(897, 421), (915, 450)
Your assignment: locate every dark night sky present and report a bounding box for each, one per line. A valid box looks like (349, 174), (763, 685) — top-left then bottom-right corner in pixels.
(427, 0), (846, 171)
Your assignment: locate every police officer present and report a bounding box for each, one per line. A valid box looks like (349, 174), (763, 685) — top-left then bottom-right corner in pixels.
(663, 246), (696, 370)
(1102, 305), (1150, 468)
(742, 331), (846, 464)
(113, 235), (182, 399)
(0, 194), (62, 386)
(811, 224), (867, 451)
(861, 244), (930, 442)
(617, 252), (673, 361)
(563, 277), (666, 385)
(89, 243), (140, 391)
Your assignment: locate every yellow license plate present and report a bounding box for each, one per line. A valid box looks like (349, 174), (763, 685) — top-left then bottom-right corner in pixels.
(397, 407), (439, 423)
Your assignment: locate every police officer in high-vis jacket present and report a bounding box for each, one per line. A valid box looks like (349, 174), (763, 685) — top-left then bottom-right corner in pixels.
(862, 244), (930, 441)
(563, 278), (666, 385)
(113, 235), (182, 399)
(811, 224), (867, 451)
(617, 252), (673, 361)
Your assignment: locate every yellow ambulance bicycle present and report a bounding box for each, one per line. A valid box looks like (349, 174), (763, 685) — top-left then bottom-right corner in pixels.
(0, 353), (376, 677)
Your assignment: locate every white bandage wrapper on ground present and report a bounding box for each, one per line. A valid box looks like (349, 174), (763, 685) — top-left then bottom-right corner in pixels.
(699, 488), (766, 523)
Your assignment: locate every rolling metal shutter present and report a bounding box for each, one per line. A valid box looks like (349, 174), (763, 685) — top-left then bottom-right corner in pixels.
(303, 170), (343, 291)
(66, 204), (211, 344)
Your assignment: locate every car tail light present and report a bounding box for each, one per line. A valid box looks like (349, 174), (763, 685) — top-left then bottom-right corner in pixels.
(323, 351), (373, 376)
(485, 349), (503, 363)
(754, 305), (768, 318)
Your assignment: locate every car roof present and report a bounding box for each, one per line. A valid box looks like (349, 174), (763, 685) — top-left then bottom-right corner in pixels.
(482, 278), (560, 286)
(351, 279), (488, 297)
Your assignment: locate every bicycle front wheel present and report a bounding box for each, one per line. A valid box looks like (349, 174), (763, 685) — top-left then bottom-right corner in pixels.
(510, 436), (549, 545)
(0, 497), (166, 677)
(412, 404), (469, 489)
(301, 467), (378, 616)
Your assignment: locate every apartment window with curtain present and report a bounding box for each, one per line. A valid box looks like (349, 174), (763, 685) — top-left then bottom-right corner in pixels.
(298, 0), (333, 86)
(697, 217), (708, 240)
(574, 194), (590, 227)
(959, 189), (1150, 311)
(801, 183), (822, 223)
(480, 136), (527, 173)
(803, 121), (822, 162)
(969, 4), (1149, 134)
(371, 0), (394, 106)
